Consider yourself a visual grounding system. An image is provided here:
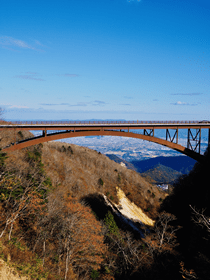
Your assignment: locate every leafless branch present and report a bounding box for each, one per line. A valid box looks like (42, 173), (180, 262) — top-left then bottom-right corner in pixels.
(190, 205), (210, 233)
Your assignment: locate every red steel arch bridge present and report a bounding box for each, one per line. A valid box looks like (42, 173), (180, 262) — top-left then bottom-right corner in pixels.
(0, 120), (210, 163)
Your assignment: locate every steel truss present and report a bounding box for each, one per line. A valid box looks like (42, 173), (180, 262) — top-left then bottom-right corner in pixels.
(144, 129), (154, 137)
(166, 129), (178, 144)
(187, 128), (201, 154)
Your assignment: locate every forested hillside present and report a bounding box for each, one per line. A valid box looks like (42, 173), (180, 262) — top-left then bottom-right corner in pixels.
(141, 164), (182, 184)
(0, 128), (209, 279)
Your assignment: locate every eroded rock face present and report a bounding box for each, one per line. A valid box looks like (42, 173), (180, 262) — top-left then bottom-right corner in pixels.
(114, 187), (155, 227)
(0, 259), (29, 280)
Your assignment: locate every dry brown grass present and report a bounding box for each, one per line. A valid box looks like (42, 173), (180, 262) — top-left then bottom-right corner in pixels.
(42, 141), (167, 219)
(0, 129), (33, 149)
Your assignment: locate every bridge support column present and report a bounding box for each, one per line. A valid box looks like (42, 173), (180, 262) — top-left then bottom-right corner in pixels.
(166, 128), (178, 144)
(208, 129), (210, 148)
(187, 128), (201, 154)
(14, 129), (16, 146)
(42, 129), (47, 137)
(144, 128), (154, 137)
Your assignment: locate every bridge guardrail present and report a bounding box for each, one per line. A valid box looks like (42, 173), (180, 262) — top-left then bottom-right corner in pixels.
(6, 120), (204, 125)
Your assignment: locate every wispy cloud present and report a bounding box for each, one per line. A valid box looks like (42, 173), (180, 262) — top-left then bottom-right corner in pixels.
(14, 72), (45, 81)
(40, 102), (88, 107)
(171, 93), (203, 96)
(40, 103), (63, 106)
(72, 102), (89, 107)
(57, 74), (79, 77)
(40, 100), (108, 107)
(93, 100), (107, 106)
(0, 36), (46, 52)
(171, 101), (199, 106)
(127, 0), (142, 2)
(34, 40), (45, 47)
(1, 103), (29, 109)
(0, 36), (35, 50)
(60, 103), (71, 106)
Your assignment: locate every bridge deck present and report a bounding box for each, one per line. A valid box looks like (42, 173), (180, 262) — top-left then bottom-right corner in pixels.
(0, 121), (210, 131)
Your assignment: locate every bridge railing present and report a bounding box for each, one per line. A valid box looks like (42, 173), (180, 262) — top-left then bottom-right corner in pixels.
(7, 120), (204, 125)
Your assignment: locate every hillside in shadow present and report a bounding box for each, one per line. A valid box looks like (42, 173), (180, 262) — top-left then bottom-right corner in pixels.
(160, 147), (210, 280)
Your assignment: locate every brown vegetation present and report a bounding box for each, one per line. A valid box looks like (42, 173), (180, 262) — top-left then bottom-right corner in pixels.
(42, 141), (166, 219)
(2, 127), (209, 279)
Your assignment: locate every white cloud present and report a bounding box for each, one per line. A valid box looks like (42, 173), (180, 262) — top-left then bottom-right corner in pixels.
(171, 101), (199, 106)
(175, 101), (188, 105)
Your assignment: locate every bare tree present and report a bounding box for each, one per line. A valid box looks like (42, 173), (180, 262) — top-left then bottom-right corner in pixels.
(144, 211), (180, 257)
(179, 261), (198, 280)
(190, 205), (210, 233)
(33, 193), (106, 279)
(0, 167), (46, 240)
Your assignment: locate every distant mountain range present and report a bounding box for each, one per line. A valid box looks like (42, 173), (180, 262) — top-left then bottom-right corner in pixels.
(106, 154), (196, 184)
(131, 156), (196, 174)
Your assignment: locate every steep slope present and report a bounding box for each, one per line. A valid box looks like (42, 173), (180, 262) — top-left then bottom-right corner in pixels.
(42, 141), (167, 219)
(161, 148), (210, 280)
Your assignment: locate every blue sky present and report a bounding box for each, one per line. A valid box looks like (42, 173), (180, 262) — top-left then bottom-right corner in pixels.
(0, 0), (210, 121)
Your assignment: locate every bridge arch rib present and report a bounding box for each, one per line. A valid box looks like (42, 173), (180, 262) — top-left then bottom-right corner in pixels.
(3, 130), (205, 162)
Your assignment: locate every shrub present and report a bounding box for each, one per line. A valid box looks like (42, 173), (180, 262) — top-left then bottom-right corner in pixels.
(99, 178), (104, 186)
(61, 145), (66, 152)
(67, 145), (73, 154)
(104, 211), (120, 237)
(0, 149), (8, 167)
(91, 269), (100, 279)
(17, 131), (24, 138)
